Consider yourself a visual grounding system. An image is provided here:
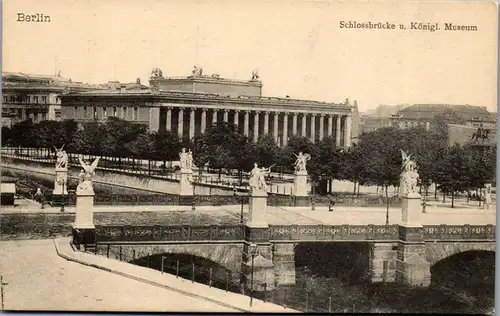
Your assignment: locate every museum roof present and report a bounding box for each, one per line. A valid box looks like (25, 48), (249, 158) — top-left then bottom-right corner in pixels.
(63, 88), (351, 108)
(2, 72), (105, 90)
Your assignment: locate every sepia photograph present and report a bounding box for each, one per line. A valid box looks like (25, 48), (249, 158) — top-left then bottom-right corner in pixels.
(0, 0), (497, 314)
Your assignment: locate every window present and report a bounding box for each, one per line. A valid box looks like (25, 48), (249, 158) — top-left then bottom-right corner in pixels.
(133, 107), (138, 120)
(55, 110), (61, 120)
(41, 96), (47, 104)
(113, 107), (117, 117)
(93, 106), (97, 120)
(472, 116), (480, 121)
(2, 96), (7, 103)
(83, 106), (88, 118)
(74, 106), (78, 116)
(33, 96), (39, 104)
(123, 107), (128, 119)
(103, 107), (107, 118)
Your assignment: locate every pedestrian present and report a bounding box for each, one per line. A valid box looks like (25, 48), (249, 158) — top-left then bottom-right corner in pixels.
(329, 198), (335, 212)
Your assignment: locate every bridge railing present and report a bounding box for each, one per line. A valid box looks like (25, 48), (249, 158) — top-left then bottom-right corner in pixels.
(95, 224), (496, 243)
(269, 224), (400, 241)
(423, 225), (496, 241)
(95, 225), (245, 242)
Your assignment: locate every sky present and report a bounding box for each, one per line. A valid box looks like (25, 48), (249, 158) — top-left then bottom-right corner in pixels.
(3, 0), (498, 112)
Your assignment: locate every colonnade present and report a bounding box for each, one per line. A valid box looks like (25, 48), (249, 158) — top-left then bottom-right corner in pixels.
(159, 107), (352, 147)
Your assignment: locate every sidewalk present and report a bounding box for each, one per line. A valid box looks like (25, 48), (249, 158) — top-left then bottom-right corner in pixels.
(53, 238), (298, 313)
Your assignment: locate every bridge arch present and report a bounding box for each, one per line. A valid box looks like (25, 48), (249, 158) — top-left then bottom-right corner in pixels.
(425, 242), (496, 266)
(114, 243), (244, 273)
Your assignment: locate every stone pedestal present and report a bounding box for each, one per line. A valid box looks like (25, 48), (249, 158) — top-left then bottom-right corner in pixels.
(53, 167), (69, 195)
(293, 170), (308, 197)
(72, 192), (96, 248)
(396, 192), (431, 287)
(247, 188), (268, 228)
(484, 183), (492, 210)
(401, 193), (423, 226)
(179, 169), (193, 196)
(52, 167), (68, 205)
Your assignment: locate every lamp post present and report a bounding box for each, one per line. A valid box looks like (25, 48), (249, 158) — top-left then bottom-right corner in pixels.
(249, 243), (257, 307)
(60, 180), (66, 212)
(240, 195), (245, 224)
(311, 181), (317, 211)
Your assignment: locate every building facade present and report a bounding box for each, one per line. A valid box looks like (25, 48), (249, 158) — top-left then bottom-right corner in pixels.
(389, 104), (497, 130)
(61, 68), (355, 148)
(1, 72), (107, 127)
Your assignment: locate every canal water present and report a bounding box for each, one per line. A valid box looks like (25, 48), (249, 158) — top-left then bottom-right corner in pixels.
(140, 249), (495, 314)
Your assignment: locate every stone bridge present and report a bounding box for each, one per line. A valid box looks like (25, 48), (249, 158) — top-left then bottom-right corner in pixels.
(94, 223), (496, 290)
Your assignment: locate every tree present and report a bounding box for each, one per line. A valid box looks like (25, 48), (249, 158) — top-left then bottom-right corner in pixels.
(308, 136), (342, 193)
(152, 130), (182, 166)
(198, 122), (247, 179)
(432, 144), (471, 208)
(252, 134), (279, 168)
(1, 126), (12, 147)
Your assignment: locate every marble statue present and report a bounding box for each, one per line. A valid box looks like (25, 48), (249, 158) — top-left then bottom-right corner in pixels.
(150, 68), (163, 78)
(76, 156), (100, 194)
(179, 148), (192, 170)
(54, 145), (69, 169)
(187, 149), (193, 170)
(249, 163), (274, 191)
(294, 152), (311, 173)
(192, 65), (203, 76)
(251, 70), (260, 80)
(400, 149), (419, 194)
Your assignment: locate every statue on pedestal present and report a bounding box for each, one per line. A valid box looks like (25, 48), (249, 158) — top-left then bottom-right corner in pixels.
(54, 145), (68, 169)
(192, 65), (203, 77)
(293, 152), (311, 173)
(251, 70), (260, 80)
(76, 156), (100, 194)
(249, 163), (274, 191)
(400, 150), (419, 195)
(179, 148), (193, 171)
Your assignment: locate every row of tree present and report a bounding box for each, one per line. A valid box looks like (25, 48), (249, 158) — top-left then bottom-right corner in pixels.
(1, 115), (496, 206)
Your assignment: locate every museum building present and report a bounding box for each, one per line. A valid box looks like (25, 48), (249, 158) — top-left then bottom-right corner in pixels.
(60, 67), (355, 147)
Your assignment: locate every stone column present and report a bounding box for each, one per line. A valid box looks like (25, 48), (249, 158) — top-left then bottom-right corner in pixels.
(283, 113), (288, 146)
(189, 108), (195, 139)
(223, 109), (229, 122)
(148, 107), (160, 132)
(178, 108), (184, 139)
(253, 111), (260, 142)
(201, 109), (207, 134)
(166, 107), (172, 131)
(234, 110), (239, 126)
(244, 111), (250, 136)
(335, 115), (341, 147)
(273, 113), (279, 142)
(301, 114), (307, 137)
(319, 114), (324, 140)
(396, 191), (431, 287)
(344, 115), (352, 148)
(212, 109), (218, 125)
(273, 244), (296, 286)
(292, 113), (298, 136)
(328, 115), (333, 137)
(310, 114), (316, 142)
(264, 111), (269, 135)
(243, 187), (275, 291)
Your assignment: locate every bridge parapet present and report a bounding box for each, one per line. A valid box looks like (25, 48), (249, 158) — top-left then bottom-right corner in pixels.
(95, 224), (496, 243)
(96, 225), (244, 243)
